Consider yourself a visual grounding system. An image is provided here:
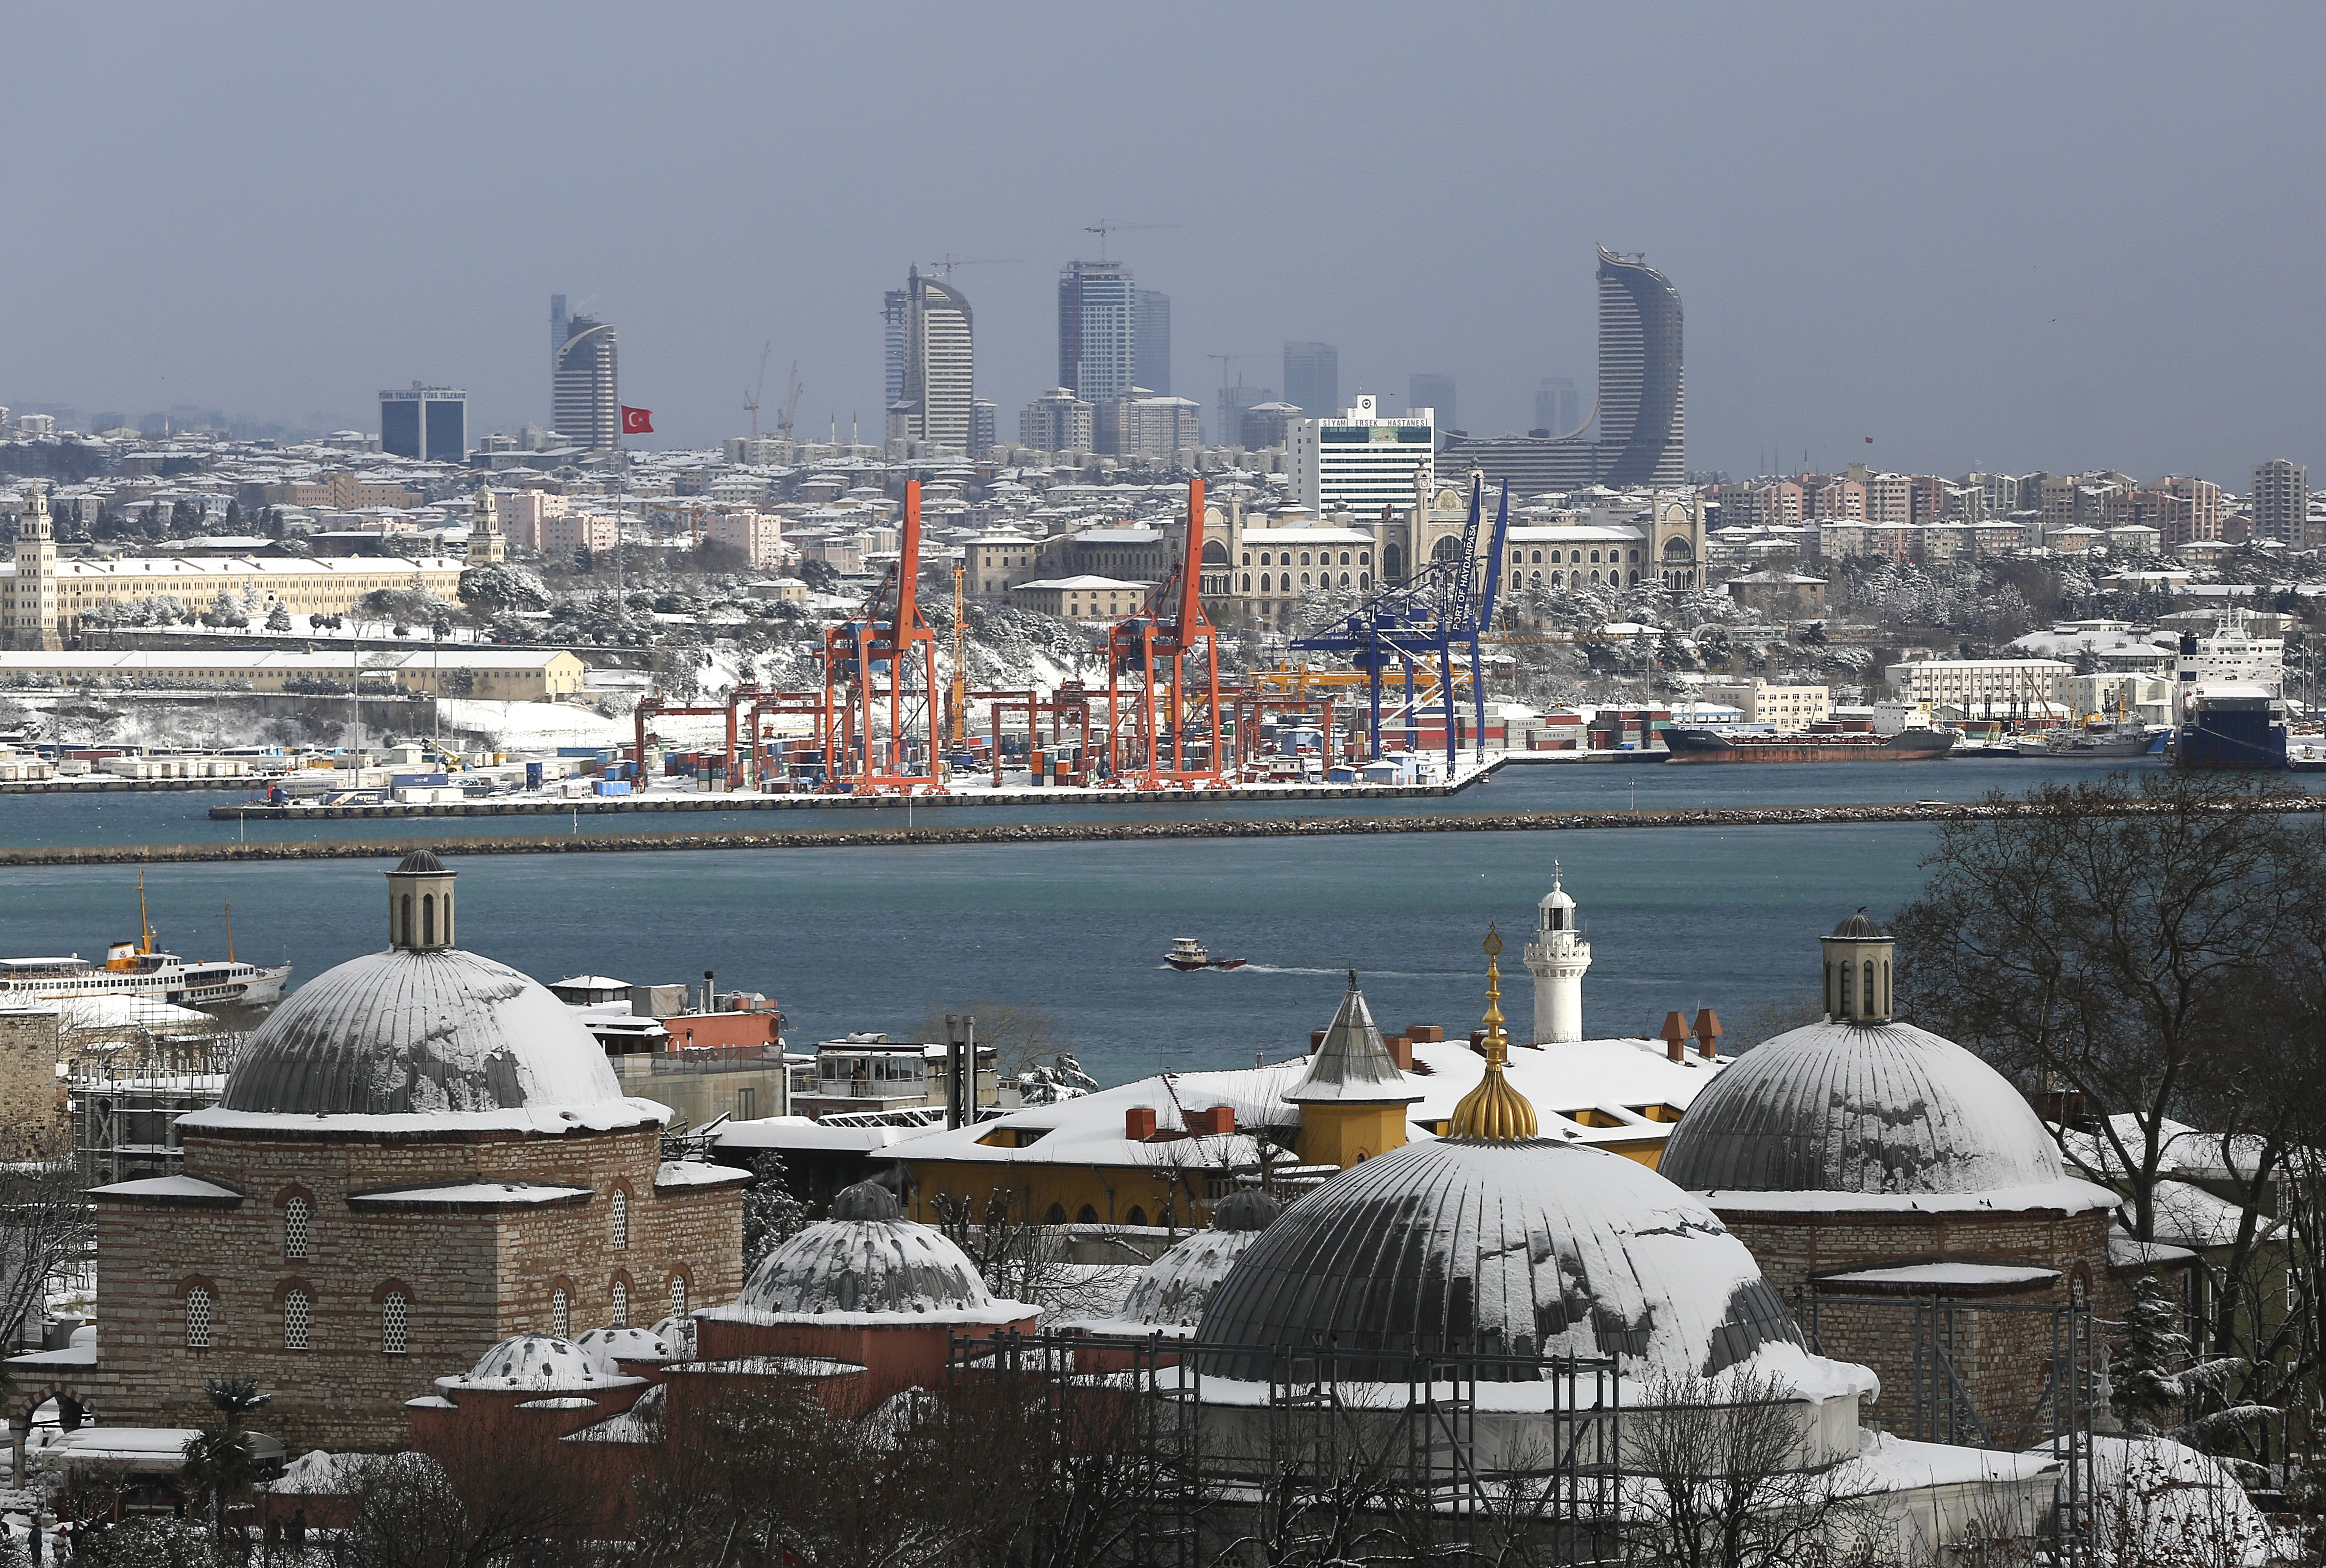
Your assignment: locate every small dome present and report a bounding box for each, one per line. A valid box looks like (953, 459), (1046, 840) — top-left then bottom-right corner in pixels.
(1656, 1019), (2067, 1197)
(220, 948), (626, 1116)
(572, 1325), (673, 1373)
(1539, 884), (1576, 911)
(395, 849), (447, 874)
(1196, 1139), (1804, 1382)
(1829, 909), (1884, 940)
(1210, 1190), (1282, 1233)
(1121, 1227), (1269, 1328)
(463, 1334), (604, 1389)
(739, 1212), (993, 1317)
(831, 1180), (903, 1221)
(650, 1314), (698, 1357)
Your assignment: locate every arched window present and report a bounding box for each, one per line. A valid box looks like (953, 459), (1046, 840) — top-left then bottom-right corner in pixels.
(611, 1281), (629, 1327)
(1591, 570), (1602, 584)
(185, 1288), (213, 1350)
(1384, 544), (1404, 579)
(1431, 536), (1461, 563)
(1339, 552), (1350, 566)
(1076, 1204), (1100, 1223)
(1339, 573), (1350, 587)
(552, 1288), (570, 1338)
(1258, 574), (1270, 593)
(1510, 550), (1521, 565)
(1840, 963), (1854, 1016)
(1590, 550), (1602, 563)
(611, 1188), (629, 1249)
(1300, 573), (1311, 588)
(1628, 570), (1639, 585)
(1241, 551), (1251, 566)
(1240, 574), (1251, 591)
(1258, 552), (1271, 566)
(1863, 961), (1876, 1015)
(1531, 550), (1542, 563)
(421, 894), (435, 946)
(1300, 552), (1311, 566)
(284, 1197), (310, 1260)
(1359, 551), (1370, 565)
(399, 894), (413, 945)
(284, 1290), (311, 1352)
(1359, 573), (1370, 589)
(1629, 549), (1640, 563)
(1125, 1206), (1147, 1226)
(1045, 1202), (1068, 1224)
(382, 1291), (409, 1356)
(670, 1276), (688, 1320)
(1883, 960), (1892, 1014)
(1531, 571), (1541, 585)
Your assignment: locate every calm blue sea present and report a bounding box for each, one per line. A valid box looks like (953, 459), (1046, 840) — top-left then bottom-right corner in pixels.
(0, 754), (2219, 1086)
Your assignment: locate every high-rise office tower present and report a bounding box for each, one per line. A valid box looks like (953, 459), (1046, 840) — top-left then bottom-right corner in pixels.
(379, 384), (467, 461)
(1136, 290), (1171, 395)
(1409, 373), (1456, 432)
(1535, 377), (1580, 438)
(1288, 395), (1433, 515)
(1058, 261), (1138, 403)
(888, 266), (975, 453)
(1283, 342), (1339, 417)
(1595, 247), (1684, 486)
(2252, 458), (2308, 543)
(552, 314), (620, 451)
(882, 288), (909, 408)
(550, 294), (568, 372)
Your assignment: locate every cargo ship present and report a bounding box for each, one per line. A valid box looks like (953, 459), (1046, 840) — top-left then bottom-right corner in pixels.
(1662, 727), (1955, 763)
(2170, 686), (2287, 771)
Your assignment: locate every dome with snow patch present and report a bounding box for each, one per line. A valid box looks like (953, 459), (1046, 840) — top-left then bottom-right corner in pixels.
(1194, 1137), (1807, 1383)
(572, 1324), (673, 1373)
(733, 1202), (995, 1318)
(651, 1314), (698, 1358)
(1656, 1018), (2077, 1199)
(451, 1334), (615, 1390)
(1120, 1211), (1277, 1328)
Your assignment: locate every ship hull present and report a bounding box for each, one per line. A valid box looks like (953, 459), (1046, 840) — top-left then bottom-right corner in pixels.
(2171, 717), (2287, 770)
(0, 960), (291, 1008)
(1662, 728), (1954, 763)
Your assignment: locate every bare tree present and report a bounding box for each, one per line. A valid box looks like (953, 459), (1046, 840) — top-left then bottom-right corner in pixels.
(340, 1422), (598, 1568)
(911, 999), (1065, 1078)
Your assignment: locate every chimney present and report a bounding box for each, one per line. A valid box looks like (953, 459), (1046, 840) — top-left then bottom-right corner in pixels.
(1468, 1028), (1489, 1055)
(1384, 1034), (1413, 1071)
(1405, 1024), (1445, 1044)
(701, 969), (715, 1015)
(1659, 1011), (1690, 1064)
(1693, 1007), (1722, 1060)
(1310, 1030), (1327, 1053)
(1125, 1107), (1157, 1141)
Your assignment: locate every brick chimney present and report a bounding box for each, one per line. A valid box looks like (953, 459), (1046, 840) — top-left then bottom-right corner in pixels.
(1125, 1107), (1157, 1141)
(1693, 1007), (1722, 1061)
(1659, 1011), (1690, 1064)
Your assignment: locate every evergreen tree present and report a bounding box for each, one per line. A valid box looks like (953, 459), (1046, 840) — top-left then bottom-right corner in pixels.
(265, 603), (292, 633)
(2112, 1272), (2190, 1434)
(742, 1152), (811, 1269)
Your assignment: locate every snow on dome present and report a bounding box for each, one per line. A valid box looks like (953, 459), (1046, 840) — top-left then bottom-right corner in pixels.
(1195, 1137), (1809, 1384)
(829, 1179), (903, 1221)
(455, 1334), (607, 1390)
(1657, 1019), (2082, 1199)
(1120, 1227), (1269, 1328)
(2047, 1436), (2279, 1567)
(572, 1325), (673, 1374)
(735, 1208), (995, 1318)
(217, 948), (626, 1116)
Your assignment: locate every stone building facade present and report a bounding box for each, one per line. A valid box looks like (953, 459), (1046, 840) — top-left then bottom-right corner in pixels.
(0, 1008), (68, 1156)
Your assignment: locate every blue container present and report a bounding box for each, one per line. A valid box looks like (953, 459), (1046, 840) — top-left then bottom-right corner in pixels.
(390, 772), (449, 787)
(595, 778), (632, 796)
(525, 761), (544, 789)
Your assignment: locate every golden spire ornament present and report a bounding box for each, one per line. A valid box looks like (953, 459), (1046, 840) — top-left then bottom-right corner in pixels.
(1450, 924), (1539, 1141)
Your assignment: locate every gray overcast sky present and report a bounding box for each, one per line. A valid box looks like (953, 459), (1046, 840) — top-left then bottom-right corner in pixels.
(5, 2), (2321, 484)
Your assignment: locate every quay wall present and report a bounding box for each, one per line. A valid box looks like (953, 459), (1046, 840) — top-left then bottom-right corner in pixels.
(8, 795), (2326, 868)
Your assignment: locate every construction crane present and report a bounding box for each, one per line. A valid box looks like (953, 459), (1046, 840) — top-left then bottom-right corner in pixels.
(1083, 220), (1178, 261)
(1290, 474), (1513, 770)
(949, 560), (968, 746)
(777, 363), (802, 438)
(744, 342), (771, 439)
(1099, 478), (1226, 788)
(925, 254), (1023, 279)
(816, 480), (943, 794)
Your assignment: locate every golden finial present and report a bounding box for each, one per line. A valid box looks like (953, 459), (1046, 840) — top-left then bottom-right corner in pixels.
(1450, 923), (1538, 1140)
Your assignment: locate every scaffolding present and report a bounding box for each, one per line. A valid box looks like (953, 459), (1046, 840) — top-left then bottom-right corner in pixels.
(69, 1029), (240, 1185)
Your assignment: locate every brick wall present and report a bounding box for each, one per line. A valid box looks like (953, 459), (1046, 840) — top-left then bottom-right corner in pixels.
(82, 1123), (742, 1452)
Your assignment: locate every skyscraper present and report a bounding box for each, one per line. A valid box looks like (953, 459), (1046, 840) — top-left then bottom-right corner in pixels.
(379, 384), (467, 461)
(1058, 261), (1138, 402)
(1535, 377), (1580, 438)
(1136, 290), (1171, 395)
(1594, 248), (1684, 486)
(550, 294), (568, 372)
(2252, 458), (2308, 543)
(1408, 373), (1456, 432)
(552, 314), (620, 451)
(1283, 342), (1339, 417)
(882, 288), (908, 408)
(891, 266), (975, 453)
(1218, 382), (1275, 448)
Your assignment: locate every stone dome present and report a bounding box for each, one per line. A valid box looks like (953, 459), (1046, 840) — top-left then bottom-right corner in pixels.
(737, 1208), (995, 1318)
(457, 1334), (611, 1389)
(1655, 1019), (2070, 1198)
(219, 948), (627, 1117)
(1194, 1137), (1806, 1382)
(573, 1325), (674, 1373)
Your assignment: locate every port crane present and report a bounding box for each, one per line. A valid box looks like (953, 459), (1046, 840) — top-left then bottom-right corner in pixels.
(1082, 220), (1177, 261)
(777, 362), (802, 438)
(744, 342), (771, 439)
(1099, 477), (1226, 788)
(817, 480), (944, 794)
(1290, 473), (1512, 769)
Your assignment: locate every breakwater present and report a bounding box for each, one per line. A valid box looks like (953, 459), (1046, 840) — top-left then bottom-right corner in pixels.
(9, 794), (2313, 868)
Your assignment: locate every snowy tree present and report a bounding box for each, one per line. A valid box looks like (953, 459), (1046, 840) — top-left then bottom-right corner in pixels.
(264, 602), (291, 633)
(741, 1153), (811, 1269)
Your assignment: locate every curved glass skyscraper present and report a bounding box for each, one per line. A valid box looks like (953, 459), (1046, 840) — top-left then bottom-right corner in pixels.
(1595, 247), (1684, 486)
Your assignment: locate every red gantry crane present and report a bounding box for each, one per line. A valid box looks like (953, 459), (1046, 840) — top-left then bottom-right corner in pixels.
(818, 480), (944, 794)
(1100, 477), (1227, 789)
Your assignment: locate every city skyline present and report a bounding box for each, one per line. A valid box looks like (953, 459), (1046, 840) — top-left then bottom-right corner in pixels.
(3, 4), (2323, 482)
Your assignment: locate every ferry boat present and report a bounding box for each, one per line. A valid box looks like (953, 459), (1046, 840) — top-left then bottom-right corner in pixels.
(0, 882), (291, 1008)
(1165, 937), (1246, 972)
(1661, 727), (1954, 764)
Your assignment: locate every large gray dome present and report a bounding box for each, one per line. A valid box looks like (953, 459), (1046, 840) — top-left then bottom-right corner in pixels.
(736, 1215), (995, 1318)
(220, 948), (626, 1116)
(1656, 1019), (2065, 1197)
(1194, 1138), (1803, 1382)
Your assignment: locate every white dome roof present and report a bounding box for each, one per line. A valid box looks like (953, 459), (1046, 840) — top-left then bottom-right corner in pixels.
(734, 1183), (1000, 1319)
(220, 948), (626, 1116)
(1121, 1228), (1268, 1328)
(1657, 1019), (2069, 1198)
(1539, 883), (1576, 911)
(1195, 1138), (1808, 1383)
(457, 1334), (611, 1390)
(572, 1325), (674, 1373)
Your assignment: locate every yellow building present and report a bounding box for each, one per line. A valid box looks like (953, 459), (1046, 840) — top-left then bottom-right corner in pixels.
(0, 648), (585, 701)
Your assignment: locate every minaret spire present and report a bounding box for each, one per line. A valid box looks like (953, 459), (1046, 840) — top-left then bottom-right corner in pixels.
(1451, 926), (1538, 1141)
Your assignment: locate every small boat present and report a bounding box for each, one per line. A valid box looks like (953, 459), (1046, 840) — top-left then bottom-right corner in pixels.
(1165, 937), (1245, 972)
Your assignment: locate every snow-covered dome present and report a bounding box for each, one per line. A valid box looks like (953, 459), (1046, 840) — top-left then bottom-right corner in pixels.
(453, 1334), (613, 1390)
(572, 1325), (674, 1373)
(1656, 1018), (2073, 1198)
(1194, 1138), (1807, 1382)
(1118, 1192), (1281, 1328)
(219, 948), (626, 1116)
(733, 1181), (996, 1318)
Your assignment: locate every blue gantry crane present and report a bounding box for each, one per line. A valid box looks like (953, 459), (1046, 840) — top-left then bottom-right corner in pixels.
(1291, 474), (1512, 771)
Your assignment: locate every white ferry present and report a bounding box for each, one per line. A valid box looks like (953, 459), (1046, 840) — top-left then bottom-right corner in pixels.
(0, 882), (290, 1008)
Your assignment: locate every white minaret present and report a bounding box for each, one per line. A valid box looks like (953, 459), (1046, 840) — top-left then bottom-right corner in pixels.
(1523, 863), (1591, 1043)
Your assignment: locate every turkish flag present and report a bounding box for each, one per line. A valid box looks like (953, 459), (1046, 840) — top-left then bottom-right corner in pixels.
(621, 406), (654, 435)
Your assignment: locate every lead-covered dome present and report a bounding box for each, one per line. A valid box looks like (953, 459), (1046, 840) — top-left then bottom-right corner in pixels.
(1116, 1192), (1282, 1329)
(1656, 1019), (2070, 1198)
(219, 948), (627, 1116)
(447, 1334), (625, 1391)
(1194, 1138), (1804, 1382)
(728, 1183), (1009, 1319)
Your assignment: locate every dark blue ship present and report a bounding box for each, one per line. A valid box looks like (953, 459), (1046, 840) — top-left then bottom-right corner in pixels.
(2170, 687), (2287, 770)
